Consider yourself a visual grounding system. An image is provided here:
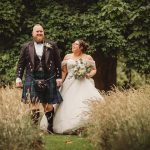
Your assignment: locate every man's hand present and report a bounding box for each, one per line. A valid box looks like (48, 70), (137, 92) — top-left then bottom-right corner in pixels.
(16, 82), (23, 88)
(56, 79), (62, 87)
(16, 78), (23, 88)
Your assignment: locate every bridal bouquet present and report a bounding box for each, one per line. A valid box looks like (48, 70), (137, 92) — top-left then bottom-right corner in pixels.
(72, 59), (91, 80)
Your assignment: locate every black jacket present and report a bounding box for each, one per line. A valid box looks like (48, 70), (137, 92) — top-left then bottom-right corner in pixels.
(16, 40), (62, 79)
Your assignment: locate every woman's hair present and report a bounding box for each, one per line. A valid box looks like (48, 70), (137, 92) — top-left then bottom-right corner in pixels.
(76, 39), (89, 53)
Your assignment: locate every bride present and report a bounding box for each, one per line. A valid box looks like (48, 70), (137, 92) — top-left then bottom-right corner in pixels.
(53, 39), (104, 134)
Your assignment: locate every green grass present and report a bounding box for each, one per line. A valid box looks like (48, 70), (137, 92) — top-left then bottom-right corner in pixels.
(44, 134), (94, 150)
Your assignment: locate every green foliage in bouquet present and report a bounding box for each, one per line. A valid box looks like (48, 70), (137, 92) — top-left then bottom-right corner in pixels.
(71, 59), (92, 80)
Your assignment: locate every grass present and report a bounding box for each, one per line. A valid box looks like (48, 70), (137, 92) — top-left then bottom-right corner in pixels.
(86, 85), (150, 150)
(1, 85), (150, 150)
(0, 86), (94, 150)
(44, 134), (94, 150)
(0, 87), (43, 150)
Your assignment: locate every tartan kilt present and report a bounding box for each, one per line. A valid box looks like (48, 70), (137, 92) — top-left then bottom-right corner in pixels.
(22, 71), (63, 104)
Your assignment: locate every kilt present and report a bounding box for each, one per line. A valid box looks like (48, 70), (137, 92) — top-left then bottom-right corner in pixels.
(22, 71), (63, 104)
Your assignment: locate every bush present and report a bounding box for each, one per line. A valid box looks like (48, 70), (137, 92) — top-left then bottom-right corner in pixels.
(0, 86), (43, 150)
(86, 85), (150, 150)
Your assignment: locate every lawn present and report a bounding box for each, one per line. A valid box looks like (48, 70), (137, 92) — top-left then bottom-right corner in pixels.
(44, 134), (95, 150)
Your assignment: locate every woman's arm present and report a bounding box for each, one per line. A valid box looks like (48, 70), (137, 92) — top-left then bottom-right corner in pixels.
(62, 65), (68, 82)
(86, 55), (97, 78)
(61, 54), (71, 82)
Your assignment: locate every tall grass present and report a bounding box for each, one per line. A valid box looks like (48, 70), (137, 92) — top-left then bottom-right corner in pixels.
(0, 86), (43, 150)
(87, 85), (150, 150)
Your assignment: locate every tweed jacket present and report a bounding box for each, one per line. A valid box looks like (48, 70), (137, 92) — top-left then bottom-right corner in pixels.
(16, 40), (62, 80)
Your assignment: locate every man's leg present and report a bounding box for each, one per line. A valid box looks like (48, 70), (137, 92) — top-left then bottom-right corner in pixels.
(43, 103), (54, 133)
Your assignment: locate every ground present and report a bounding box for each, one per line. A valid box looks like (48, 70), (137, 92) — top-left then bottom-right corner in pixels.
(44, 134), (94, 150)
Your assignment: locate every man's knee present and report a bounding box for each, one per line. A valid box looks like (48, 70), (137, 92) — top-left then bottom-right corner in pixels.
(43, 103), (53, 112)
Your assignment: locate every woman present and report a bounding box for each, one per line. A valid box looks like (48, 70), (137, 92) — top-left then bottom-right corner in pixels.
(53, 39), (104, 134)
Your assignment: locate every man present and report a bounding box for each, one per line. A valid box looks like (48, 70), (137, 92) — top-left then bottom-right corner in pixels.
(16, 24), (63, 133)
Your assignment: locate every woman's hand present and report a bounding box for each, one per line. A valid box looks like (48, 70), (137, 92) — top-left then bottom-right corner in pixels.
(86, 73), (92, 79)
(56, 79), (63, 87)
(86, 69), (96, 79)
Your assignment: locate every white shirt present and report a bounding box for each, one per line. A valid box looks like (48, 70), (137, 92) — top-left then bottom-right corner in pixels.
(34, 42), (44, 60)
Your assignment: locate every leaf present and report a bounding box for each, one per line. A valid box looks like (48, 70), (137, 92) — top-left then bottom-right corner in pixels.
(65, 139), (73, 144)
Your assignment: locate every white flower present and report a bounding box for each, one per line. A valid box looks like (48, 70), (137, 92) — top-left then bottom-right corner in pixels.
(44, 43), (53, 49)
(71, 59), (92, 80)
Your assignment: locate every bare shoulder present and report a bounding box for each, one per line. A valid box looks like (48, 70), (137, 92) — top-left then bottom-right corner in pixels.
(85, 54), (94, 61)
(63, 53), (72, 60)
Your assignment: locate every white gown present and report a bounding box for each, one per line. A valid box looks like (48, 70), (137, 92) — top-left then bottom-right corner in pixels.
(53, 59), (104, 134)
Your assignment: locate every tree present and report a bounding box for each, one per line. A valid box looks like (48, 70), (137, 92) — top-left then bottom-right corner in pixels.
(35, 0), (127, 90)
(125, 0), (150, 74)
(0, 0), (149, 90)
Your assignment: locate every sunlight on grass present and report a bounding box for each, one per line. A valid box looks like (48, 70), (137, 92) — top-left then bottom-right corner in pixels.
(44, 134), (94, 150)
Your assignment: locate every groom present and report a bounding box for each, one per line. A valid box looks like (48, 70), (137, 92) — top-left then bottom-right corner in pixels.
(16, 24), (63, 133)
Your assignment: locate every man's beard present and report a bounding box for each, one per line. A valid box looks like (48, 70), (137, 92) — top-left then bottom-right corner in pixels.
(33, 36), (44, 43)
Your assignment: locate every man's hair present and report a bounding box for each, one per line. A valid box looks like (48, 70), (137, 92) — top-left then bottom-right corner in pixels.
(32, 24), (44, 31)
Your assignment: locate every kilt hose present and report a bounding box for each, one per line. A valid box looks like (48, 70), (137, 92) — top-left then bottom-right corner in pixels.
(22, 71), (63, 104)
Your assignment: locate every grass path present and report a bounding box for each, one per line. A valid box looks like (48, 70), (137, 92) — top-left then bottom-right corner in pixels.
(44, 134), (94, 150)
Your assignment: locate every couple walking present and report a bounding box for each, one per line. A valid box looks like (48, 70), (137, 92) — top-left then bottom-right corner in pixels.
(16, 24), (103, 134)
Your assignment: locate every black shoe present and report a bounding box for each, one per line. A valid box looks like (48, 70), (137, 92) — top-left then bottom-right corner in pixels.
(45, 108), (54, 133)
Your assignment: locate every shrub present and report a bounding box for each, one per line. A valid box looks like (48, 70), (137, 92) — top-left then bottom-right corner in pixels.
(0, 86), (43, 150)
(86, 85), (150, 150)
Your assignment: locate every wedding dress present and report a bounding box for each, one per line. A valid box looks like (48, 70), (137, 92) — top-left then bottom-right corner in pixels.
(53, 59), (104, 134)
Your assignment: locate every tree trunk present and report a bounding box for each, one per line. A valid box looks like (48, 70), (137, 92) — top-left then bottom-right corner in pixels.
(92, 50), (117, 91)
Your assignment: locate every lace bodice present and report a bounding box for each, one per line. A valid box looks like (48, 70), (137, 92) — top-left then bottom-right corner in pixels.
(62, 59), (96, 74)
